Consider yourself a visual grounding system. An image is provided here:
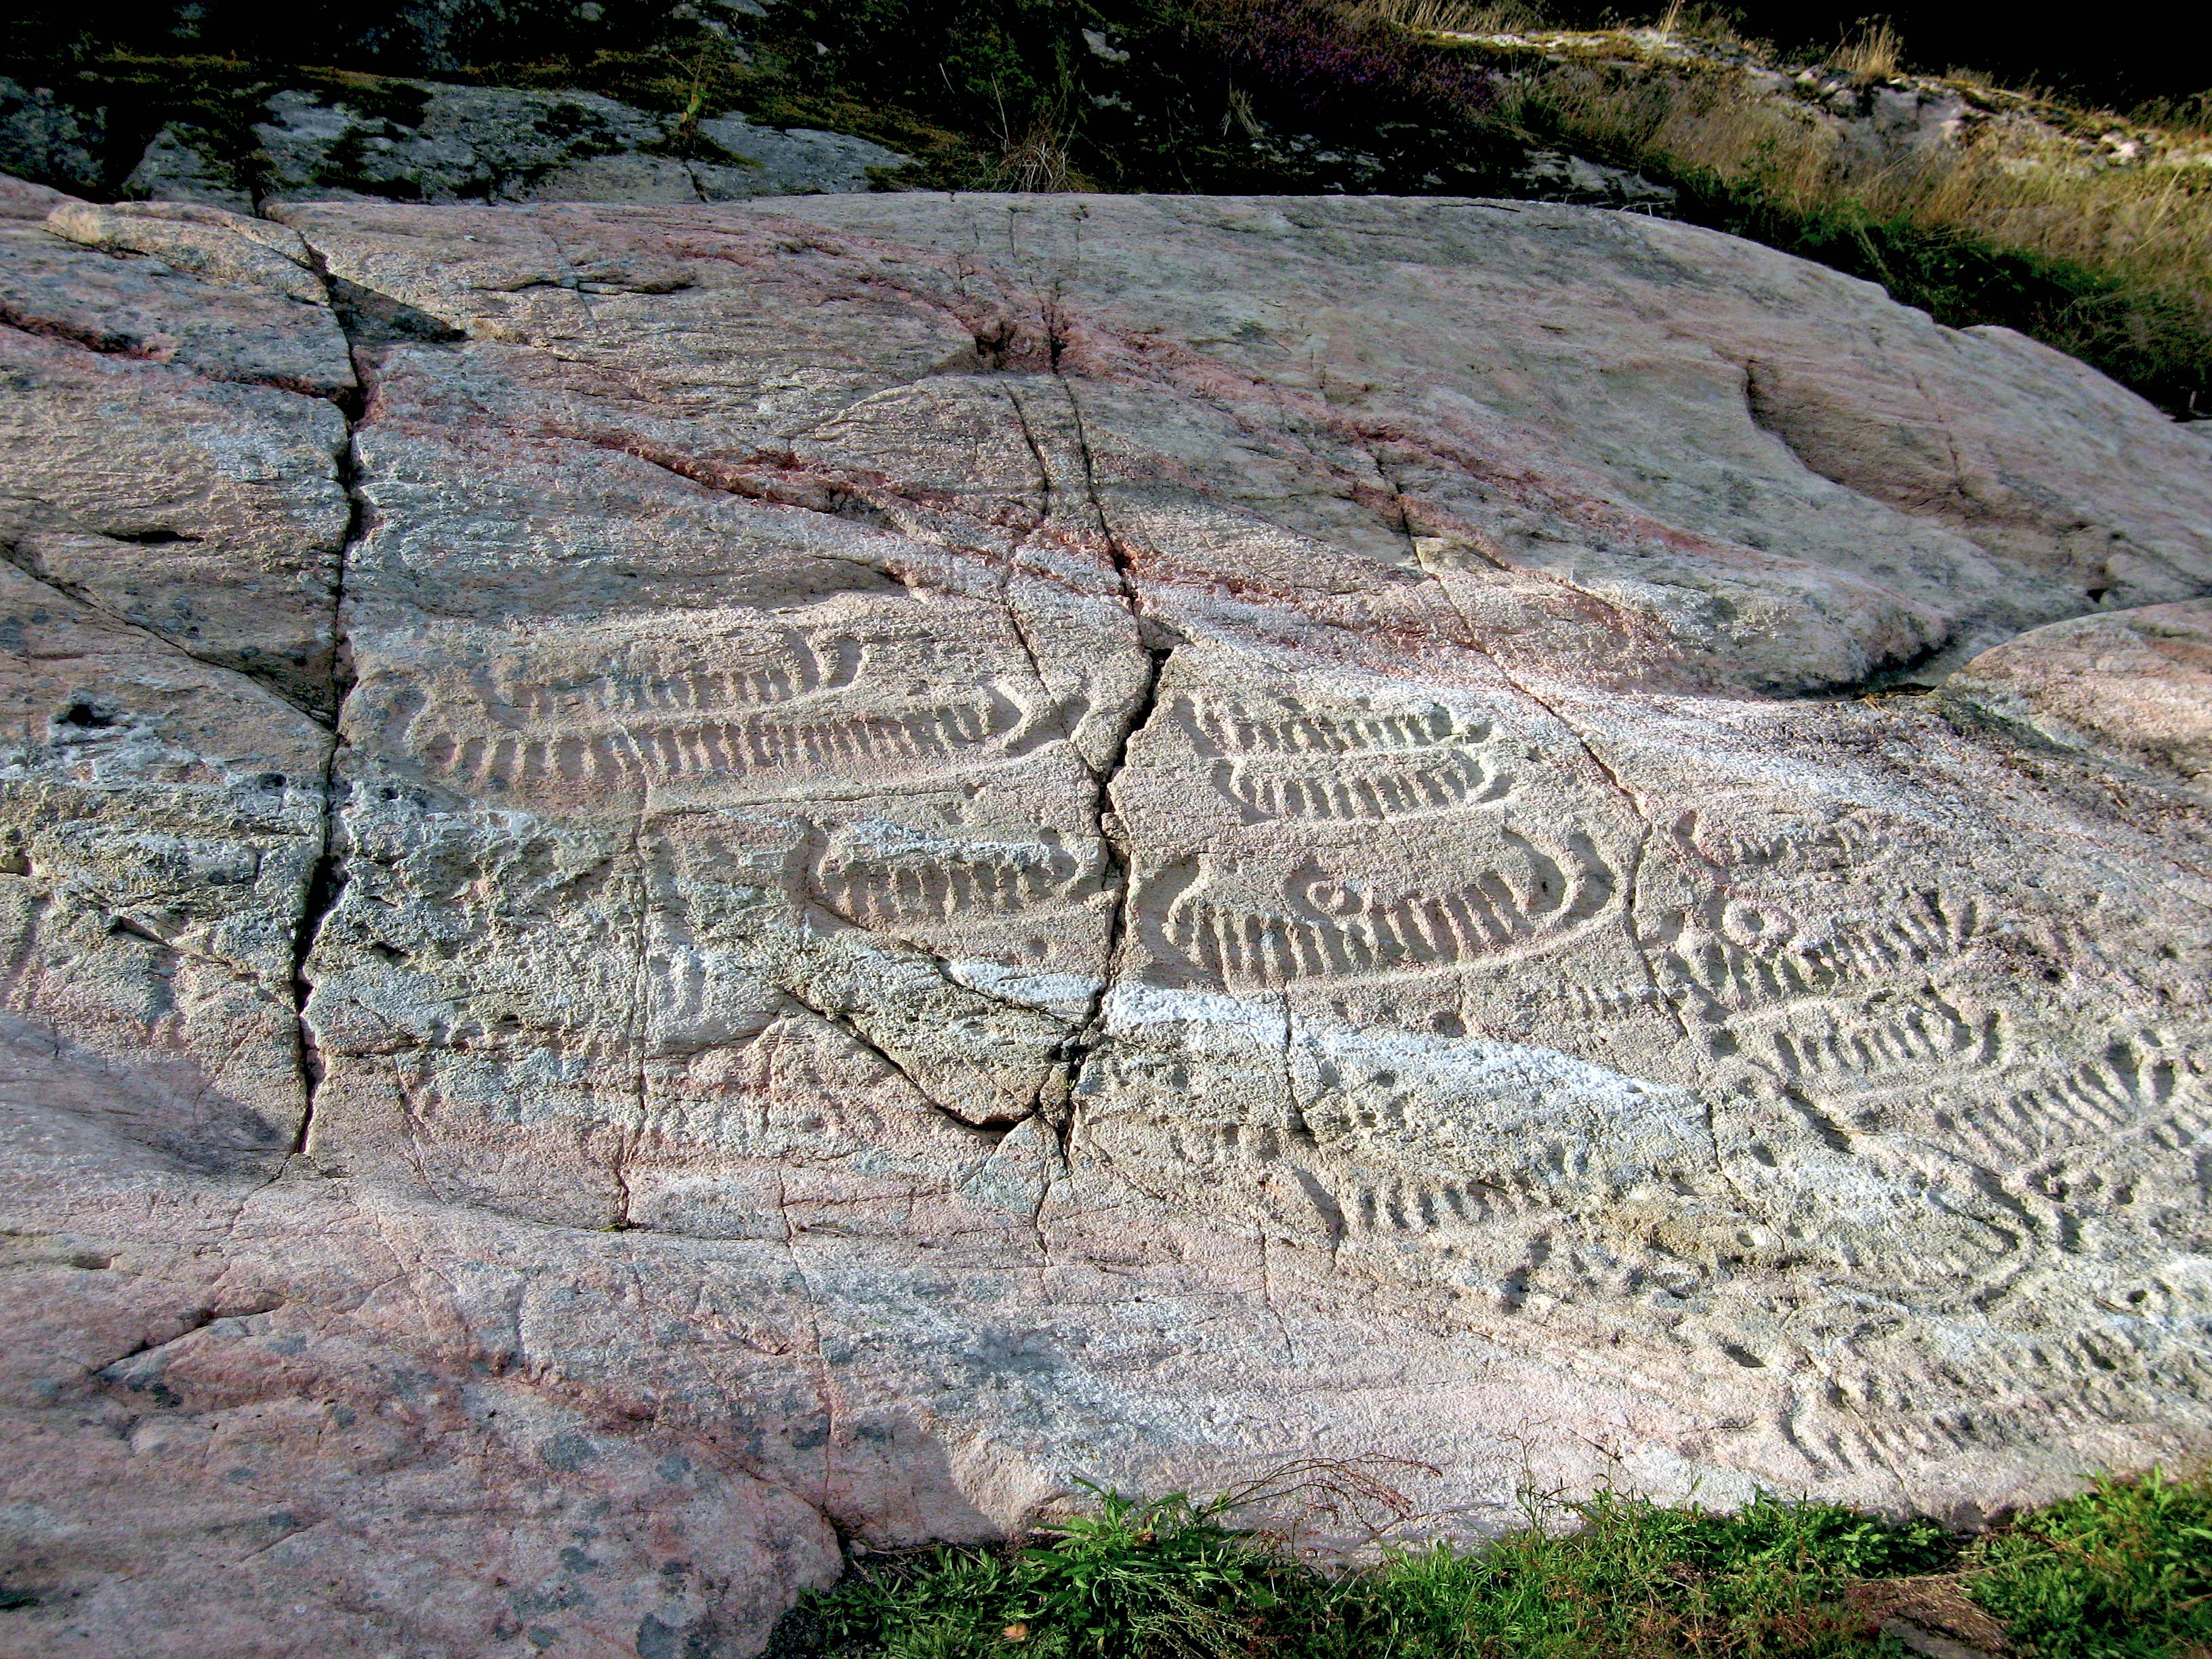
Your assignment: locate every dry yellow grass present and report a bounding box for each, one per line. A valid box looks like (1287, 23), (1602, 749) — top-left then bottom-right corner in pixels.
(1311, 0), (2211, 401)
(988, 127), (1079, 192)
(1493, 57), (2212, 287)
(1834, 21), (1903, 86)
(1341, 0), (2212, 291)
(1404, 6), (2212, 403)
(1342, 0), (1547, 39)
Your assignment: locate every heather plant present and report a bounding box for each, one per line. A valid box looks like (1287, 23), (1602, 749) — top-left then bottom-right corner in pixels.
(1206, 0), (1496, 127)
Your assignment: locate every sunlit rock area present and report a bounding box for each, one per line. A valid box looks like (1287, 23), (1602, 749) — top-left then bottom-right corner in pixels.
(1, 176), (2209, 1654)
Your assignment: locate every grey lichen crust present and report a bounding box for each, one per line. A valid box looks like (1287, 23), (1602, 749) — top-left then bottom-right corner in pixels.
(2, 183), (2210, 1656)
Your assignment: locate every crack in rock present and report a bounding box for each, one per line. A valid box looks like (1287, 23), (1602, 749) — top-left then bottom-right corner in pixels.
(283, 233), (369, 1164)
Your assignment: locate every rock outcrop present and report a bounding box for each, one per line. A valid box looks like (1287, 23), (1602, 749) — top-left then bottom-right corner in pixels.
(3, 184), (2210, 1656)
(2, 73), (914, 212)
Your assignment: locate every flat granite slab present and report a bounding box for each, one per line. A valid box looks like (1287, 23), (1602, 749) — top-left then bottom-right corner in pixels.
(2, 186), (2209, 1657)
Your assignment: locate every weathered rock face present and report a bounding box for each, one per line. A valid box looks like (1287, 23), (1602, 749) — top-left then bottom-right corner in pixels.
(3, 185), (2210, 1654)
(243, 85), (912, 209)
(1950, 602), (2212, 796)
(2, 73), (913, 211)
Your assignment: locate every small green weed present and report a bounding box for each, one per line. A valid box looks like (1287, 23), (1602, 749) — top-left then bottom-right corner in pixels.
(1345, 1490), (1954, 1658)
(1967, 1467), (2212, 1659)
(813, 1484), (1351, 1659)
(798, 1467), (2212, 1659)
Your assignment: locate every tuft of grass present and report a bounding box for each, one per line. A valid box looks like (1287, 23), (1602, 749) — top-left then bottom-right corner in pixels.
(810, 1486), (1342, 1659)
(1968, 1467), (2212, 1659)
(796, 1467), (2212, 1659)
(1833, 22), (1902, 87)
(1343, 0), (1548, 38)
(1345, 1489), (1956, 1658)
(801, 1477), (1958, 1658)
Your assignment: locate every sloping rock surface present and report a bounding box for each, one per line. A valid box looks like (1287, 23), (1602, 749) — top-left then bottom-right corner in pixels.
(1950, 602), (2212, 796)
(2, 186), (2211, 1656)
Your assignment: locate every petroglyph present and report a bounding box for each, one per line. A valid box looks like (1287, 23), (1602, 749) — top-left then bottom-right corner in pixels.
(403, 680), (1028, 795)
(1145, 830), (1618, 989)
(7, 187), (2212, 1654)
(1167, 690), (1517, 824)
(1170, 689), (1494, 761)
(1736, 996), (2005, 1085)
(810, 818), (1108, 933)
(356, 611), (1065, 808)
